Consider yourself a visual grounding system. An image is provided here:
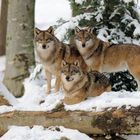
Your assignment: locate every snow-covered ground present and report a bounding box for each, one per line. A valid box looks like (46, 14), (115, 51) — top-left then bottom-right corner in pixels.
(0, 64), (140, 113)
(1, 126), (92, 140)
(1, 0), (140, 139)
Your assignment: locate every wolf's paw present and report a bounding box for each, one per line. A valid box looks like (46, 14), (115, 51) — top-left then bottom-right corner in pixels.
(43, 84), (51, 94)
(46, 90), (51, 94)
(54, 88), (59, 93)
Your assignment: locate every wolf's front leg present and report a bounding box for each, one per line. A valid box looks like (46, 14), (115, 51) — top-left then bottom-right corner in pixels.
(45, 70), (52, 94)
(54, 75), (61, 93)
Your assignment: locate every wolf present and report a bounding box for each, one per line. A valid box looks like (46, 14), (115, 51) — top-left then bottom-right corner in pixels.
(74, 26), (140, 90)
(61, 60), (111, 105)
(34, 26), (68, 94)
(64, 45), (88, 73)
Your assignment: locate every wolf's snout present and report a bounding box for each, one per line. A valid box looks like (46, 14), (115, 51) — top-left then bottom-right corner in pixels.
(66, 76), (70, 81)
(42, 44), (46, 49)
(82, 43), (85, 48)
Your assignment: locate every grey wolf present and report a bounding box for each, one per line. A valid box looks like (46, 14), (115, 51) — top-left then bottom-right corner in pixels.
(74, 26), (140, 90)
(61, 60), (111, 105)
(34, 26), (67, 93)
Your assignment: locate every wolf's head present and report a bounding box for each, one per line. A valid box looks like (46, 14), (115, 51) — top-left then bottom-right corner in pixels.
(74, 26), (95, 53)
(34, 26), (58, 60)
(61, 60), (84, 86)
(34, 26), (57, 51)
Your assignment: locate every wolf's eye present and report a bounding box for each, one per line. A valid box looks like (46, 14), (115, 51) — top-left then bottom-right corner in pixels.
(72, 69), (79, 74)
(39, 39), (43, 42)
(76, 36), (81, 41)
(61, 70), (64, 73)
(85, 36), (91, 41)
(46, 39), (52, 43)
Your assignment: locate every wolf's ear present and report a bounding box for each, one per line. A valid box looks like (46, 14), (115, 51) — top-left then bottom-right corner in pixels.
(75, 26), (81, 34)
(73, 60), (80, 67)
(47, 26), (54, 35)
(34, 28), (41, 36)
(61, 60), (67, 67)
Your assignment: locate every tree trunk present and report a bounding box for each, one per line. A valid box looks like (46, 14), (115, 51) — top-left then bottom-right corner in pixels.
(3, 0), (35, 97)
(0, 0), (7, 56)
(0, 95), (10, 106)
(0, 107), (140, 136)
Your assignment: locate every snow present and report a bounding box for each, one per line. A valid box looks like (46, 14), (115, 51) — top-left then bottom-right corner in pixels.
(122, 135), (140, 140)
(75, 0), (86, 5)
(0, 82), (18, 106)
(35, 0), (71, 29)
(65, 91), (140, 111)
(95, 7), (104, 22)
(123, 0), (133, 3)
(1, 126), (92, 140)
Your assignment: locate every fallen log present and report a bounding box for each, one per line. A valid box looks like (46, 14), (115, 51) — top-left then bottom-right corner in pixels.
(0, 106), (140, 136)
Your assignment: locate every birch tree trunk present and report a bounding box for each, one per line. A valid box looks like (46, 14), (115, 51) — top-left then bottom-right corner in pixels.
(0, 0), (7, 56)
(3, 0), (35, 97)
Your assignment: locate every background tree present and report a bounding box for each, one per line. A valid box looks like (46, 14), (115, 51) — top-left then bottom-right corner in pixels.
(56, 0), (140, 91)
(0, 0), (7, 56)
(3, 0), (35, 97)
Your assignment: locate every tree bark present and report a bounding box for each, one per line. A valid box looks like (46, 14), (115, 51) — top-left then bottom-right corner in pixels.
(0, 95), (10, 106)
(3, 0), (35, 97)
(0, 107), (140, 136)
(0, 0), (7, 56)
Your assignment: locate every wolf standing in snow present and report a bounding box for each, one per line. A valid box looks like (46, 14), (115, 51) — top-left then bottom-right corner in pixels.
(34, 26), (68, 94)
(74, 26), (140, 90)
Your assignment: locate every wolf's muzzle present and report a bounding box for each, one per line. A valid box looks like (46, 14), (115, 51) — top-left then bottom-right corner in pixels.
(42, 44), (46, 49)
(82, 43), (85, 48)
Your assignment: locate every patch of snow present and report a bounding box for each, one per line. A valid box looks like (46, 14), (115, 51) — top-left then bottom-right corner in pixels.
(95, 7), (104, 22)
(65, 91), (140, 112)
(75, 0), (86, 5)
(97, 27), (109, 42)
(35, 0), (72, 29)
(123, 0), (133, 3)
(0, 105), (14, 114)
(122, 135), (140, 140)
(0, 82), (18, 106)
(14, 66), (64, 111)
(1, 126), (92, 140)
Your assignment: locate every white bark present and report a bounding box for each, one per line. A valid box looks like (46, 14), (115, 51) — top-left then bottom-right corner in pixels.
(3, 0), (35, 97)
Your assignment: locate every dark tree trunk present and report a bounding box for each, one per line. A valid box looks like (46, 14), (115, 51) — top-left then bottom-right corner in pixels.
(0, 0), (8, 56)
